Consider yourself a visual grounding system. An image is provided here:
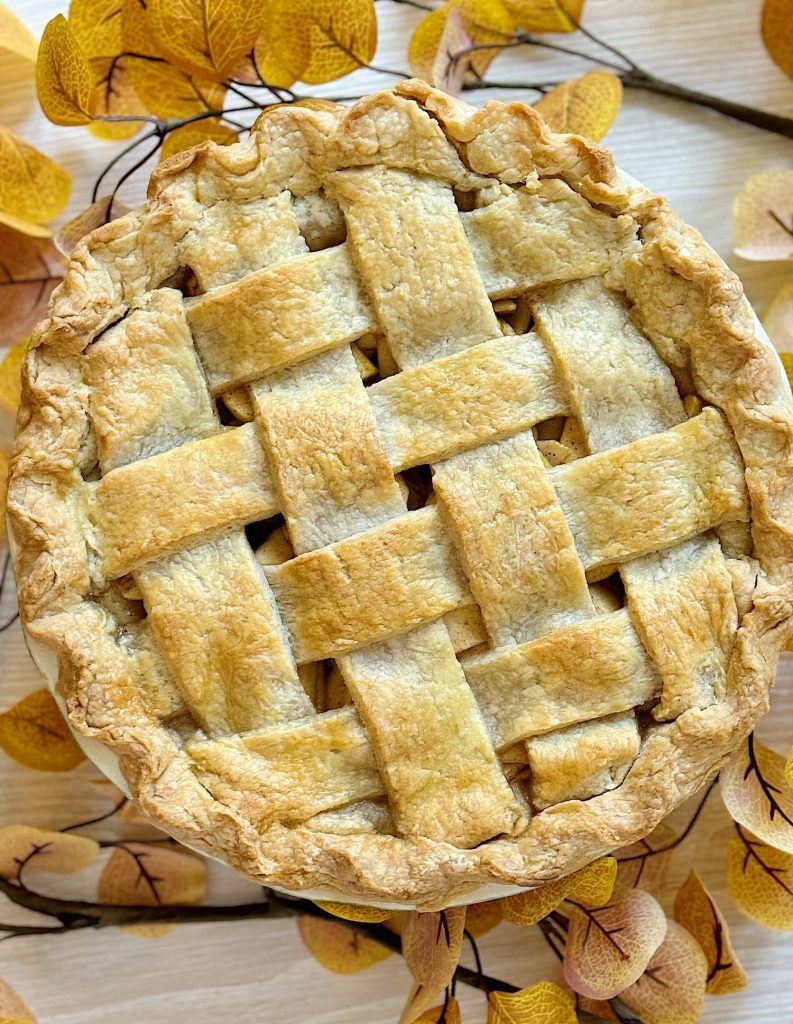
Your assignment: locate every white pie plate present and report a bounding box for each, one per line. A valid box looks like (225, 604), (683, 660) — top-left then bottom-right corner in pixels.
(8, 181), (789, 908)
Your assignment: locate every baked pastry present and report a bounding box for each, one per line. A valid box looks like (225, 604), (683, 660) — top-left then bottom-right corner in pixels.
(8, 81), (793, 908)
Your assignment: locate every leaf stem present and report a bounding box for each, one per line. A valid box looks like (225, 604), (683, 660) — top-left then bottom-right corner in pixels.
(618, 776), (717, 864)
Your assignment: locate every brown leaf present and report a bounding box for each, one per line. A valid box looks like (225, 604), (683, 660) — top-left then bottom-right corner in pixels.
(562, 890), (667, 1000)
(720, 735), (793, 854)
(314, 900), (392, 923)
(409, 0), (514, 84)
(727, 826), (793, 931)
(36, 14), (96, 125)
(0, 227), (66, 342)
(0, 978), (36, 1022)
(464, 897), (504, 937)
(762, 0), (793, 80)
(0, 3), (37, 62)
(673, 869), (747, 994)
(0, 127), (71, 232)
(159, 118), (238, 163)
(733, 170), (793, 261)
(618, 920), (708, 1024)
(146, 0), (264, 82)
(764, 281), (793, 358)
(502, 0), (584, 32)
(0, 337), (28, 413)
(576, 996), (618, 1022)
(54, 195), (130, 256)
(0, 825), (99, 879)
(534, 71), (622, 141)
(98, 842), (206, 938)
(432, 8), (472, 96)
(265, 0), (378, 85)
(401, 908), (466, 1022)
(487, 982), (578, 1024)
(614, 822), (677, 897)
(0, 689), (86, 772)
(297, 915), (392, 972)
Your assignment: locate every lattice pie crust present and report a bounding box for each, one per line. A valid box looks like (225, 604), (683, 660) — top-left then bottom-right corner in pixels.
(9, 82), (793, 907)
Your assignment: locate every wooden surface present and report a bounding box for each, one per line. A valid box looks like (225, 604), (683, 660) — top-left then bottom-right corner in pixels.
(2, 0), (793, 1021)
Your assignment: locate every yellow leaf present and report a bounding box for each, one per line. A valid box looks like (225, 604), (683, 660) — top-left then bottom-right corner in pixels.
(502, 0), (583, 31)
(720, 735), (793, 854)
(487, 982), (577, 1024)
(787, 745), (793, 789)
(409, 0), (514, 84)
(762, 0), (793, 80)
(764, 282), (793, 362)
(733, 170), (793, 261)
(146, 0), (264, 82)
(0, 447), (8, 541)
(160, 118), (238, 163)
(0, 689), (86, 772)
(0, 338), (27, 413)
(614, 822), (677, 898)
(36, 14), (96, 125)
(298, 915), (392, 972)
(0, 212), (52, 239)
(54, 196), (130, 256)
(400, 907), (466, 1022)
(562, 890), (667, 1000)
(0, 228), (66, 343)
(0, 3), (37, 62)
(0, 126), (71, 229)
(534, 71), (622, 141)
(565, 857), (617, 907)
(618, 920), (708, 1024)
(465, 897), (504, 937)
(727, 826), (793, 931)
(98, 843), (206, 938)
(503, 857), (616, 927)
(411, 996), (462, 1024)
(266, 0), (378, 85)
(432, 7), (471, 96)
(673, 870), (747, 995)
(254, 18), (304, 89)
(315, 900), (392, 923)
(0, 978), (35, 1022)
(0, 825), (99, 878)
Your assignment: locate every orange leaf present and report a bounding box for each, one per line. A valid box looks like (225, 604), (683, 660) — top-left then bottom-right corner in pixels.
(503, 857), (616, 926)
(400, 907), (466, 1022)
(0, 689), (86, 772)
(576, 995), (618, 1021)
(409, 0), (514, 84)
(36, 14), (96, 125)
(618, 920), (708, 1024)
(727, 826), (793, 931)
(487, 981), (577, 1024)
(0, 825), (99, 879)
(98, 843), (206, 938)
(764, 282), (793, 360)
(673, 870), (747, 994)
(297, 915), (392, 972)
(0, 3), (37, 62)
(562, 890), (667, 1000)
(720, 735), (793, 854)
(465, 897), (504, 937)
(0, 228), (66, 343)
(614, 822), (677, 898)
(733, 170), (793, 261)
(534, 71), (622, 141)
(0, 978), (36, 1022)
(411, 996), (462, 1024)
(502, 0), (584, 31)
(0, 127), (71, 229)
(762, 0), (793, 80)
(314, 900), (392, 923)
(146, 0), (264, 82)
(160, 118), (238, 163)
(54, 196), (130, 256)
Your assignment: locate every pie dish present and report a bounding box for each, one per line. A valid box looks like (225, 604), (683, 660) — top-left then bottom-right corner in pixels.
(8, 81), (793, 909)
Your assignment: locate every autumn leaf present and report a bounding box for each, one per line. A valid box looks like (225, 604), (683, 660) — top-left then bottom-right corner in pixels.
(432, 8), (472, 96)
(0, 689), (86, 772)
(0, 825), (99, 879)
(298, 915), (392, 972)
(0, 338), (28, 413)
(160, 119), (238, 163)
(314, 900), (392, 923)
(728, 825), (793, 931)
(762, 0), (793, 80)
(733, 170), (793, 261)
(577, 996), (618, 1022)
(0, 978), (36, 1022)
(487, 982), (577, 1024)
(503, 857), (616, 926)
(411, 996), (462, 1024)
(0, 228), (66, 343)
(98, 843), (206, 938)
(37, 15), (96, 125)
(0, 127), (71, 236)
(534, 71), (623, 141)
(614, 823), (677, 898)
(720, 734), (793, 854)
(54, 195), (130, 256)
(562, 889), (667, 1000)
(618, 920), (708, 1024)
(502, 0), (584, 32)
(400, 907), (466, 1023)
(0, 447), (9, 541)
(0, 3), (37, 62)
(673, 869), (747, 994)
(565, 857), (617, 907)
(409, 0), (514, 84)
(764, 281), (793, 362)
(465, 898), (504, 937)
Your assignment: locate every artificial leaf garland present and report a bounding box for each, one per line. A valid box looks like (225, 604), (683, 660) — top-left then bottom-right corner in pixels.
(0, 690), (86, 772)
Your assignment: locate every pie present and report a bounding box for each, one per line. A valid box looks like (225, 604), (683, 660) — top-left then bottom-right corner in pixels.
(8, 81), (793, 908)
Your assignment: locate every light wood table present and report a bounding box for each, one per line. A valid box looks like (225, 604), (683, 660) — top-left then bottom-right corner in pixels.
(1, 1), (792, 1020)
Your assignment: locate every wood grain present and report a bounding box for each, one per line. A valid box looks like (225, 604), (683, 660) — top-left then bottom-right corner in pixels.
(1, 0), (793, 1021)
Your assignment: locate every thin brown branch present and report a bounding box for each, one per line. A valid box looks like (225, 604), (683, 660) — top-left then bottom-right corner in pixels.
(618, 777), (717, 864)
(745, 733), (793, 830)
(735, 823), (793, 897)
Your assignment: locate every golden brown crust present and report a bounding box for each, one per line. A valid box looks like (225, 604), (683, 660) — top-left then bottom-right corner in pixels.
(8, 82), (793, 908)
